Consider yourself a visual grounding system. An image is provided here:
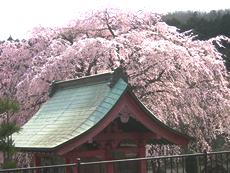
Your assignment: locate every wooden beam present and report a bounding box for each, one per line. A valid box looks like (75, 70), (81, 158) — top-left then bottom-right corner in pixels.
(72, 149), (106, 158)
(113, 147), (138, 154)
(94, 132), (157, 142)
(32, 152), (54, 157)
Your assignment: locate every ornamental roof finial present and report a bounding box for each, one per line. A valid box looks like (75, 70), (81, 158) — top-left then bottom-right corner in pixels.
(109, 66), (128, 88)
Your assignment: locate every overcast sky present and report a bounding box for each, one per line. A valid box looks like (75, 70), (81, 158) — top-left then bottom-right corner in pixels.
(0, 0), (229, 40)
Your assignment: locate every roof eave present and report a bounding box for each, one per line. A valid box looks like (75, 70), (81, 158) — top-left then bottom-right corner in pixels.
(126, 88), (193, 143)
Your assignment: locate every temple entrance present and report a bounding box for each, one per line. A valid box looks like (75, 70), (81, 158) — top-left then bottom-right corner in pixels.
(113, 151), (138, 173)
(114, 160), (138, 173)
(80, 157), (106, 173)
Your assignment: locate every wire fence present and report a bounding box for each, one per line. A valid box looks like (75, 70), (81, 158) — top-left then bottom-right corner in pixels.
(0, 150), (229, 173)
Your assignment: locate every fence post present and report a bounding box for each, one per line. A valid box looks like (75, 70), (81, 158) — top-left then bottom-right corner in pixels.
(73, 158), (81, 173)
(204, 150), (207, 173)
(77, 158), (81, 173)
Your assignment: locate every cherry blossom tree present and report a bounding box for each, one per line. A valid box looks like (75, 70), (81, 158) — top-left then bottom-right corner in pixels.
(0, 9), (230, 154)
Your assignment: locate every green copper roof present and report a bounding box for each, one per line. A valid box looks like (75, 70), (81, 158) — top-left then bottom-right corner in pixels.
(13, 71), (128, 149)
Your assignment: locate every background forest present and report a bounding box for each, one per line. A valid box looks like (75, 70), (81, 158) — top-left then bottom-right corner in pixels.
(163, 9), (230, 71)
(0, 9), (230, 163)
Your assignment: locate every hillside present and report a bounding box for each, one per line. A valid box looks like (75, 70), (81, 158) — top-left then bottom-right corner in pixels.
(163, 10), (230, 71)
(163, 10), (230, 39)
(0, 9), (230, 152)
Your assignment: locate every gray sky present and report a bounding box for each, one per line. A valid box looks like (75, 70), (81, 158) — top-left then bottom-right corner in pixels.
(0, 0), (229, 40)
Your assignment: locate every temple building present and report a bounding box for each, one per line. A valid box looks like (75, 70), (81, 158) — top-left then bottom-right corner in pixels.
(12, 68), (191, 173)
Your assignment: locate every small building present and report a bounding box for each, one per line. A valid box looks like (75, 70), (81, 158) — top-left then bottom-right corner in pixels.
(13, 68), (191, 173)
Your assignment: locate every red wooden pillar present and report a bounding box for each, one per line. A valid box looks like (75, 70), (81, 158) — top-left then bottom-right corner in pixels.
(138, 140), (147, 173)
(106, 162), (114, 173)
(106, 147), (114, 173)
(65, 158), (71, 173)
(34, 154), (41, 173)
(72, 158), (80, 173)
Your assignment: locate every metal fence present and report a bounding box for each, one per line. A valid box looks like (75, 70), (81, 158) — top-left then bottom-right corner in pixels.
(0, 151), (230, 173)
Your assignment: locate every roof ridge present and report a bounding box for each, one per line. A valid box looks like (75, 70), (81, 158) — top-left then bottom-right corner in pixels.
(56, 71), (112, 84)
(48, 71), (112, 97)
(48, 67), (128, 97)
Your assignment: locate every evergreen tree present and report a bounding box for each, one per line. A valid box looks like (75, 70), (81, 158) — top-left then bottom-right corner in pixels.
(163, 9), (230, 40)
(0, 98), (20, 169)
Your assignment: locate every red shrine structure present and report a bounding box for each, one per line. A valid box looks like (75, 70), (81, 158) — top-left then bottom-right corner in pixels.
(13, 68), (191, 173)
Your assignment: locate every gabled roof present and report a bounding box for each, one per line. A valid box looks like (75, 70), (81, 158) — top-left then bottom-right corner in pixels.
(13, 68), (191, 151)
(13, 68), (128, 149)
